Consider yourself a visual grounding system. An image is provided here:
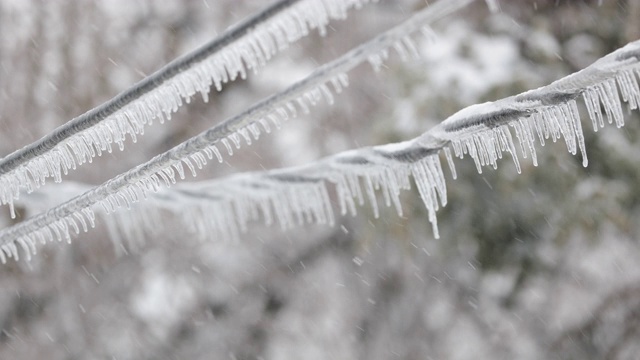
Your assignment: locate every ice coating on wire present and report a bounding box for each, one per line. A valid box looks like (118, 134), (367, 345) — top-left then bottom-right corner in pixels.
(139, 39), (640, 246)
(0, 0), (374, 218)
(425, 40), (640, 173)
(135, 141), (447, 242)
(4, 7), (640, 264)
(0, 0), (477, 262)
(12, 140), (448, 261)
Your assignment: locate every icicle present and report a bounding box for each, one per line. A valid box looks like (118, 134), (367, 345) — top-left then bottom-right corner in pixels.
(9, 201), (15, 219)
(296, 97), (311, 114)
(363, 174), (380, 218)
(238, 128), (252, 145)
(331, 75), (344, 94)
(207, 145), (223, 163)
(511, 120), (526, 161)
(306, 88), (321, 106)
(191, 152), (207, 170)
(337, 73), (349, 89)
(7, 242), (18, 261)
(429, 155), (447, 206)
(50, 222), (62, 242)
(247, 123), (261, 140)
(84, 208), (96, 228)
(568, 99), (588, 167)
(598, 79), (624, 127)
(58, 220), (72, 244)
(367, 53), (384, 72)
(42, 226), (54, 244)
(519, 118), (538, 166)
(67, 216), (80, 235)
(402, 36), (420, 60)
(410, 155), (447, 239)
(162, 167), (177, 184)
(465, 138), (483, 174)
(183, 158), (198, 178)
(393, 40), (409, 62)
(221, 138), (234, 156)
(485, 0), (500, 12)
(616, 69), (640, 111)
(317, 183), (335, 225)
(228, 133), (242, 149)
(157, 170), (172, 187)
(285, 102), (296, 119)
(319, 83), (335, 105)
(15, 238), (28, 261)
(583, 87), (605, 131)
(346, 173), (364, 206)
(271, 191), (290, 230)
(386, 171), (404, 217)
(335, 175), (357, 217)
(75, 212), (88, 233)
(500, 125), (521, 174)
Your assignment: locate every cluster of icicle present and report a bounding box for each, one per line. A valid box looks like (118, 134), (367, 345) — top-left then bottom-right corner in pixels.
(126, 39), (640, 248)
(5, 38), (640, 263)
(92, 39), (640, 249)
(425, 41), (640, 172)
(0, 0), (374, 220)
(0, 0), (476, 262)
(2, 0), (639, 265)
(135, 141), (447, 242)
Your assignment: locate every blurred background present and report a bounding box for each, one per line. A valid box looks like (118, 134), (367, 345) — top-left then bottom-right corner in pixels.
(1, 0), (640, 359)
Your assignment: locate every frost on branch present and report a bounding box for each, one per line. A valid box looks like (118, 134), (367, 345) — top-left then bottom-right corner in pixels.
(0, 0), (372, 218)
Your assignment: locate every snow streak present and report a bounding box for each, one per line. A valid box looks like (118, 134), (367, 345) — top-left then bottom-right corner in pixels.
(0, 0), (476, 262)
(0, 0), (372, 218)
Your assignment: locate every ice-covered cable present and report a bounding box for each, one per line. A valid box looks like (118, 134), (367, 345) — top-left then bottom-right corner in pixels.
(98, 39), (640, 249)
(11, 3), (640, 267)
(0, 0), (373, 218)
(0, 0), (477, 262)
(18, 140), (447, 252)
(423, 40), (640, 173)
(4, 6), (640, 264)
